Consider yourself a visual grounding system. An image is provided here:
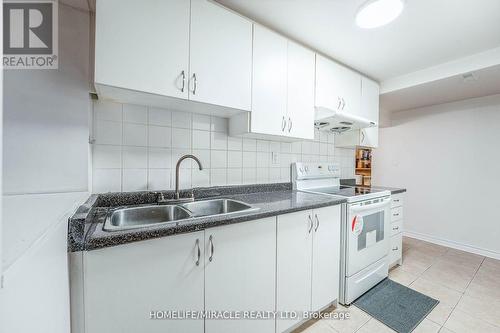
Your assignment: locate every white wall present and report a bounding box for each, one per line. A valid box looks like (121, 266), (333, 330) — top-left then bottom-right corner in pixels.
(372, 94), (500, 258)
(91, 100), (356, 193)
(1, 4), (91, 333)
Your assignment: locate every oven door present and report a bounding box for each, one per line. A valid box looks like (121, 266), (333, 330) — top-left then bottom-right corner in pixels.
(346, 197), (391, 277)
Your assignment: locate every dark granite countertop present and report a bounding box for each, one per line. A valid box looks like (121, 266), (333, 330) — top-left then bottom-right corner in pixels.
(340, 179), (406, 195)
(68, 183), (346, 252)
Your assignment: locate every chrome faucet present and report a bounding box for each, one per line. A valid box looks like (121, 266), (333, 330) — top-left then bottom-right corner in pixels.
(175, 154), (203, 200)
(157, 154), (203, 204)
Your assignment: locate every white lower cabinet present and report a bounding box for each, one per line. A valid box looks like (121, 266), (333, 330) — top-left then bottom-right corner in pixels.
(277, 206), (341, 332)
(81, 207), (342, 333)
(389, 193), (405, 268)
(84, 231), (205, 333)
(311, 206), (341, 310)
(205, 218), (276, 333)
(277, 210), (313, 332)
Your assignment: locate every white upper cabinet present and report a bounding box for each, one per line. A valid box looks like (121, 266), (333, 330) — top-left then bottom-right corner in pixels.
(315, 54), (361, 115)
(95, 0), (190, 99)
(251, 25), (288, 137)
(287, 41), (315, 140)
(189, 0), (252, 110)
(361, 77), (380, 123)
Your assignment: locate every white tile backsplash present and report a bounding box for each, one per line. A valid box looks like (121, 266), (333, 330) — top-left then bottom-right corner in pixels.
(91, 100), (356, 193)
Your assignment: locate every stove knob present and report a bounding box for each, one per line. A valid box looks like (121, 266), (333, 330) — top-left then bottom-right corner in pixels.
(299, 167), (304, 173)
(304, 166), (309, 172)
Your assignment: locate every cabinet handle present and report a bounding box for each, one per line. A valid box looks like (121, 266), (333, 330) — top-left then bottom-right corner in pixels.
(308, 215), (313, 233)
(392, 226), (399, 231)
(288, 117), (292, 133)
(192, 73), (197, 95)
(180, 70), (186, 92)
(208, 235), (214, 262)
(393, 213), (400, 217)
(314, 214), (319, 232)
(342, 98), (346, 110)
(337, 97), (342, 110)
(195, 238), (201, 266)
(281, 116), (286, 132)
(361, 130), (365, 143)
(392, 246), (399, 251)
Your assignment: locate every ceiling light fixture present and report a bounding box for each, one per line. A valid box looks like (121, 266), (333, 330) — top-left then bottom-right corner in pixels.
(355, 0), (405, 29)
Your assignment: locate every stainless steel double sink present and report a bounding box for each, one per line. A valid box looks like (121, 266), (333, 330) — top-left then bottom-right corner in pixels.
(103, 198), (259, 231)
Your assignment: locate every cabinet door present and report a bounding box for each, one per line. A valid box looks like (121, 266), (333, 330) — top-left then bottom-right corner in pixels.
(312, 206), (341, 311)
(251, 25), (288, 136)
(95, 0), (189, 99)
(205, 218), (276, 333)
(360, 127), (379, 148)
(277, 210), (313, 332)
(84, 232), (204, 333)
(315, 54), (361, 115)
(287, 41), (315, 140)
(190, 0), (252, 110)
(361, 77), (380, 123)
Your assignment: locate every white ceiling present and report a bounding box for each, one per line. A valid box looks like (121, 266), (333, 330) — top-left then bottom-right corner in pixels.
(216, 0), (500, 82)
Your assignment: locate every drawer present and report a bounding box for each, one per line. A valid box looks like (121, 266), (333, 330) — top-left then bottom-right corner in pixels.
(391, 195), (404, 208)
(391, 219), (403, 236)
(391, 206), (403, 222)
(390, 233), (402, 264)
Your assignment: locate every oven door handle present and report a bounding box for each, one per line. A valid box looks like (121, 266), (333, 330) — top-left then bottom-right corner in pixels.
(350, 198), (391, 213)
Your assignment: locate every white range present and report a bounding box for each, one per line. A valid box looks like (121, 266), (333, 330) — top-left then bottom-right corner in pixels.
(292, 162), (392, 305)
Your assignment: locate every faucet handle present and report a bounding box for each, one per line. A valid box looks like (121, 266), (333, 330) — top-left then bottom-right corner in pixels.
(154, 192), (167, 204)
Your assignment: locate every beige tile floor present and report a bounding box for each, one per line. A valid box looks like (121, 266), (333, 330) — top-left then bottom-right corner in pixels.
(296, 236), (500, 333)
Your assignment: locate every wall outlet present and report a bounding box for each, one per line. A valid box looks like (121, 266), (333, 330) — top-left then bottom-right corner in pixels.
(271, 152), (280, 167)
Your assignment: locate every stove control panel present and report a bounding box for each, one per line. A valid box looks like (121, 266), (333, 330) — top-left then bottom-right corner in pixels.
(293, 162), (340, 180)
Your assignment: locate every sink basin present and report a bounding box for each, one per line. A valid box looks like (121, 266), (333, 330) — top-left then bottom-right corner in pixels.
(103, 205), (192, 231)
(181, 199), (258, 217)
(103, 199), (259, 232)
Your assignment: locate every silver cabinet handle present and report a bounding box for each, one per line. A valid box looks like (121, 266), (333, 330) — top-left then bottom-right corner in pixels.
(392, 226), (399, 231)
(192, 73), (197, 95)
(314, 214), (319, 232)
(392, 246), (399, 251)
(308, 215), (313, 233)
(393, 213), (400, 217)
(181, 70), (186, 92)
(195, 238), (201, 266)
(361, 130), (365, 143)
(342, 98), (346, 110)
(208, 235), (214, 262)
(337, 97), (342, 110)
(281, 116), (286, 132)
(288, 117), (292, 133)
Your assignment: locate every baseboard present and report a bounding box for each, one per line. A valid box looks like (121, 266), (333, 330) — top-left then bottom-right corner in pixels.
(403, 230), (500, 260)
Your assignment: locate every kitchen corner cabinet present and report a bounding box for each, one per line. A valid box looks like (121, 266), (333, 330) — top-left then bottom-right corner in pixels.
(83, 231), (205, 333)
(205, 218), (276, 333)
(277, 205), (341, 332)
(315, 54), (361, 115)
(95, 0), (252, 113)
(229, 26), (315, 141)
(334, 77), (380, 148)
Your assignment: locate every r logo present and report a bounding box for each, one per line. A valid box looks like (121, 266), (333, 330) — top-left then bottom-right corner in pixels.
(3, 2), (53, 54)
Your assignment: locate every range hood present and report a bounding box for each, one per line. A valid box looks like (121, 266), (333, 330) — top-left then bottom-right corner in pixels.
(314, 107), (376, 133)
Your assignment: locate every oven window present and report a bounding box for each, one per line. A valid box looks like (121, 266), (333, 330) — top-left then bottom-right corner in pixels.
(357, 211), (385, 251)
